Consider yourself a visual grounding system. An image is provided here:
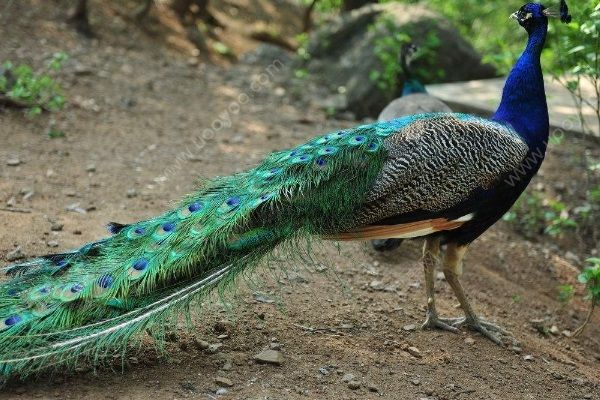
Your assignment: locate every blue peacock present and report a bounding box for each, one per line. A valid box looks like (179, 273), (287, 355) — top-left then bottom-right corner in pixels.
(0, 1), (571, 378)
(372, 42), (452, 252)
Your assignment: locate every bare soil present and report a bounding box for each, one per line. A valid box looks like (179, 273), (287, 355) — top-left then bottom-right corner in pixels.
(0, 1), (598, 399)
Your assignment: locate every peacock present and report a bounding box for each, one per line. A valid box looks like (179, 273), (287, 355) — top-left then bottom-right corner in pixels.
(0, 1), (571, 379)
(372, 42), (452, 252)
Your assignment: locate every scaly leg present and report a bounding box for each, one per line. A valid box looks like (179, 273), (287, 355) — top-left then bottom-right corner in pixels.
(442, 243), (508, 345)
(421, 237), (459, 333)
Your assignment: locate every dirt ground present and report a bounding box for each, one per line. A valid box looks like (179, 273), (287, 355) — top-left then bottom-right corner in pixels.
(0, 1), (599, 399)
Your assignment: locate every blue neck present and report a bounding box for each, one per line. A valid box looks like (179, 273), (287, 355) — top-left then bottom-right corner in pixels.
(493, 20), (549, 149)
(402, 79), (427, 96)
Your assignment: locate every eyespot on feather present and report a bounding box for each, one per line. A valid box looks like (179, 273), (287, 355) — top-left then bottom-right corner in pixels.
(128, 258), (149, 280)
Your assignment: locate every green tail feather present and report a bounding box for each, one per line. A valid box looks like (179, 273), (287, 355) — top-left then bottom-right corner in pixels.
(0, 118), (410, 378)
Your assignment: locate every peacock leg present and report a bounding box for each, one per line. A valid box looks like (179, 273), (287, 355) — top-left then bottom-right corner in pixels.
(442, 243), (508, 345)
(421, 237), (460, 333)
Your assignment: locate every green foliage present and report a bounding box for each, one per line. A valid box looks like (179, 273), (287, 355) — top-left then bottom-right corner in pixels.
(302, 0), (343, 13)
(1, 52), (68, 115)
(579, 258), (600, 305)
(503, 191), (577, 239)
(369, 15), (442, 97)
(295, 32), (311, 61)
(381, 0), (518, 74)
(558, 284), (574, 304)
(550, 1), (600, 136)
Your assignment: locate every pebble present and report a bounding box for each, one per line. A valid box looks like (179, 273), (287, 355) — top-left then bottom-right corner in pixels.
(411, 378), (421, 386)
(6, 157), (21, 166)
(207, 343), (222, 354)
(50, 222), (64, 232)
(464, 338), (475, 345)
(214, 377), (233, 387)
(253, 349), (283, 365)
(523, 355), (534, 362)
(561, 330), (572, 337)
(86, 163), (96, 172)
(342, 373), (355, 383)
(126, 188), (137, 198)
(5, 247), (24, 262)
(180, 381), (197, 392)
(550, 325), (560, 335)
(347, 380), (361, 390)
(214, 320), (234, 334)
(221, 359), (232, 371)
(319, 367), (329, 375)
(511, 346), (523, 354)
(47, 240), (59, 248)
(193, 338), (210, 350)
(407, 346), (422, 358)
(66, 203), (87, 214)
(403, 324), (417, 331)
(367, 383), (380, 393)
(215, 388), (228, 396)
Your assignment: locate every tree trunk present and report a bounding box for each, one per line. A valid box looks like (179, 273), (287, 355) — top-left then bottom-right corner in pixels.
(302, 0), (319, 32)
(69, 0), (93, 37)
(342, 0), (377, 12)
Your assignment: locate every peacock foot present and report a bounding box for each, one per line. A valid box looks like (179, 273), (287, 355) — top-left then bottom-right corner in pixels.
(452, 317), (510, 345)
(421, 312), (461, 333)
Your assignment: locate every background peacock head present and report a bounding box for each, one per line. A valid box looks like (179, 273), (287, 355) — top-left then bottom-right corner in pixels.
(511, 1), (571, 32)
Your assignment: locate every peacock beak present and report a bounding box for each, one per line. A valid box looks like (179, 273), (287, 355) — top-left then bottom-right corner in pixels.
(510, 12), (519, 20)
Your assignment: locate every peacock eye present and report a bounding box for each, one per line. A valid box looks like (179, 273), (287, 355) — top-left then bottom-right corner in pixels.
(524, 12), (533, 19)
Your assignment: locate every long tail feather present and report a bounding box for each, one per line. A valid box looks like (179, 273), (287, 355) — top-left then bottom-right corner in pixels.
(0, 117), (409, 379)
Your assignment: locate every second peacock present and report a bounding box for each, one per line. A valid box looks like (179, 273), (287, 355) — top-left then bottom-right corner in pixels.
(0, 1), (572, 379)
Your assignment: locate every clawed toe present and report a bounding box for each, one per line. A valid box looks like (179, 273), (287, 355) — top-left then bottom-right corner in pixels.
(462, 317), (508, 345)
(422, 313), (460, 333)
(421, 314), (509, 345)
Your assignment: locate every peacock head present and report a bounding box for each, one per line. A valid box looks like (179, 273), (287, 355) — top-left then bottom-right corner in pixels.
(511, 1), (571, 32)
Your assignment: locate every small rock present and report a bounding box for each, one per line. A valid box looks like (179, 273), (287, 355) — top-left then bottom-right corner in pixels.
(342, 373), (355, 383)
(50, 222), (64, 232)
(214, 320), (234, 334)
(5, 247), (24, 262)
(85, 163), (96, 172)
(63, 188), (77, 197)
(193, 338), (210, 350)
(214, 377), (233, 387)
(6, 196), (16, 207)
(319, 367), (329, 375)
(403, 324), (417, 332)
(269, 342), (282, 350)
(407, 346), (422, 358)
(126, 188), (137, 198)
(180, 381), (197, 392)
(215, 388), (228, 396)
(523, 355), (534, 362)
(66, 203), (87, 214)
(22, 190), (34, 201)
(549, 325), (560, 335)
(221, 359), (233, 371)
(253, 349), (283, 365)
(411, 378), (421, 386)
(47, 240), (59, 248)
(436, 271), (445, 280)
(511, 346), (523, 354)
(464, 338), (475, 345)
(367, 383), (380, 393)
(207, 343), (223, 354)
(561, 330), (572, 337)
(347, 380), (361, 390)
(6, 157), (21, 166)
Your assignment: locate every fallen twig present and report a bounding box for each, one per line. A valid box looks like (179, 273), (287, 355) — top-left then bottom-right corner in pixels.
(0, 207), (32, 214)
